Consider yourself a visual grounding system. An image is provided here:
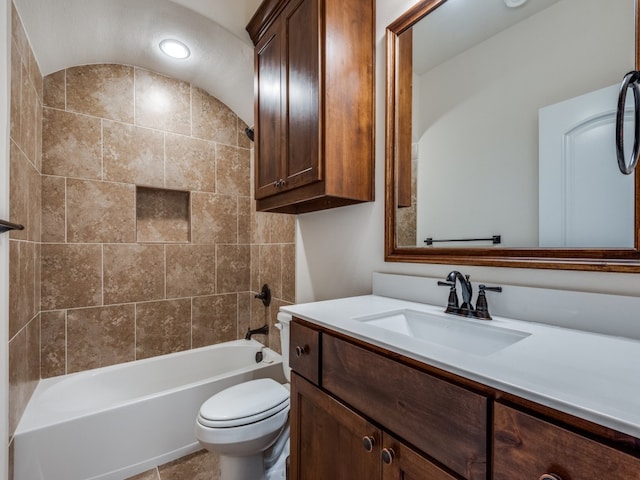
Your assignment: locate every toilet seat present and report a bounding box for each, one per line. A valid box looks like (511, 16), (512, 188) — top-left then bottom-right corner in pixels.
(198, 378), (289, 428)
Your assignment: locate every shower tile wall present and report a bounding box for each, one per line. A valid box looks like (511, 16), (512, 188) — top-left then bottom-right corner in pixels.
(39, 64), (296, 378)
(8, 1), (43, 449)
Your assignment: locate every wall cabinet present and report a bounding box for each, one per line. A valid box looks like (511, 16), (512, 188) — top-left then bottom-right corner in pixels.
(289, 318), (640, 480)
(246, 0), (374, 214)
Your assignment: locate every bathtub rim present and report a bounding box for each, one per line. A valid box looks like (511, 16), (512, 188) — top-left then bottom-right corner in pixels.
(15, 339), (282, 435)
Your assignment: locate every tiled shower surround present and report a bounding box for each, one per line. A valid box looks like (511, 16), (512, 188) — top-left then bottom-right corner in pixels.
(39, 63), (295, 375)
(8, 5), (296, 474)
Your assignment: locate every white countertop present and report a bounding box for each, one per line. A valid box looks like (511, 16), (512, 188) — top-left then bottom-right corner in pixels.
(282, 294), (640, 439)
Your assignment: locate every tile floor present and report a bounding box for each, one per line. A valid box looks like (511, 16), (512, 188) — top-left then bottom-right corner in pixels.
(127, 450), (220, 480)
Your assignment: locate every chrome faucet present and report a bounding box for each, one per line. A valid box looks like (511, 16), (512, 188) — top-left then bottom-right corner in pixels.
(438, 271), (502, 320)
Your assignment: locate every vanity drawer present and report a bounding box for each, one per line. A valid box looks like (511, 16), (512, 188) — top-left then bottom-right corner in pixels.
(494, 403), (640, 480)
(289, 320), (320, 385)
(322, 335), (488, 480)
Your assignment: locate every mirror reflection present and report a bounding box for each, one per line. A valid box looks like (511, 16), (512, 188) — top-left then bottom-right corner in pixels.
(395, 0), (636, 249)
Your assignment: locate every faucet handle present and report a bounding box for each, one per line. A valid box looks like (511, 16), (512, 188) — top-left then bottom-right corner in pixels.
(437, 280), (459, 313)
(474, 285), (502, 320)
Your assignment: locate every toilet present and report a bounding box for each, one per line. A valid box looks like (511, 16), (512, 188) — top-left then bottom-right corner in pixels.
(195, 312), (292, 480)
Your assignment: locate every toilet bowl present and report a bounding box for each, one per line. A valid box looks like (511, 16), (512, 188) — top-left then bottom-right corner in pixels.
(195, 312), (292, 480)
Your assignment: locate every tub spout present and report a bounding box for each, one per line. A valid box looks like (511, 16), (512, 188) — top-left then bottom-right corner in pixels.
(245, 324), (269, 340)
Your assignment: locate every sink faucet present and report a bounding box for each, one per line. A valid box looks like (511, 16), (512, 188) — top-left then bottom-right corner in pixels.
(446, 270), (473, 315)
(438, 271), (502, 320)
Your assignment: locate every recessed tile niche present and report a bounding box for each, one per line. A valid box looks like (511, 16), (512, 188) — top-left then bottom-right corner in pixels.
(136, 186), (190, 243)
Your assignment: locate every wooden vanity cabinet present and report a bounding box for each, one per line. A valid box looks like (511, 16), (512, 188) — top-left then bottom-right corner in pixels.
(493, 403), (640, 480)
(288, 319), (640, 480)
(246, 0), (374, 214)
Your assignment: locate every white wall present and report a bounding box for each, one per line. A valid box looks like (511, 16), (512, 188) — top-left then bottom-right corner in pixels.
(1, 0), (10, 476)
(295, 0), (640, 304)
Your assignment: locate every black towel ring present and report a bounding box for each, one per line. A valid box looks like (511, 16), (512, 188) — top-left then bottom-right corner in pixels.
(615, 70), (640, 175)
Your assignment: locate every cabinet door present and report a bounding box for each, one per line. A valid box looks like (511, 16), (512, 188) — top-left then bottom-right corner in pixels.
(381, 434), (458, 480)
(290, 373), (381, 480)
(254, 19), (284, 200)
(282, 0), (321, 191)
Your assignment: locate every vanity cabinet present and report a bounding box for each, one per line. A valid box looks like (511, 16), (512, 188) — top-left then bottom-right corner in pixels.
(246, 0), (374, 214)
(493, 403), (640, 480)
(288, 318), (640, 480)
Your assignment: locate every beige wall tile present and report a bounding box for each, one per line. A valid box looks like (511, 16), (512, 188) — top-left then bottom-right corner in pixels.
(67, 304), (135, 372)
(238, 196), (251, 245)
(250, 244), (260, 293)
(216, 244), (250, 294)
(237, 292), (251, 340)
(192, 294), (237, 348)
(103, 121), (164, 186)
(103, 244), (165, 304)
(126, 469), (159, 480)
(237, 118), (252, 149)
(216, 145), (250, 196)
(42, 107), (102, 179)
(66, 64), (134, 122)
(158, 449), (219, 480)
(191, 193), (237, 244)
(10, 38), (21, 144)
(135, 68), (190, 135)
(66, 179), (136, 243)
(43, 69), (65, 109)
(258, 244), (282, 300)
(166, 245), (216, 298)
(282, 244), (296, 303)
(269, 213), (296, 244)
(41, 310), (66, 378)
(27, 150), (41, 241)
(192, 86), (237, 146)
(41, 175), (66, 243)
(249, 300), (269, 346)
(9, 241), (36, 339)
(165, 134), (215, 192)
(9, 140), (28, 241)
(136, 187), (190, 243)
(19, 62), (38, 163)
(8, 316), (39, 437)
(41, 243), (102, 310)
(136, 299), (191, 359)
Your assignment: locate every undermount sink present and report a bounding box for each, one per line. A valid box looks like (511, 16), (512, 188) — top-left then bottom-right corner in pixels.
(353, 309), (530, 356)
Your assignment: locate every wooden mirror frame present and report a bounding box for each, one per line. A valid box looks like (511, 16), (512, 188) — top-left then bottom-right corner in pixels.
(385, 0), (640, 272)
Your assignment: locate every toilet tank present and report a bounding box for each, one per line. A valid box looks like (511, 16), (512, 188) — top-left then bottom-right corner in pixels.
(276, 312), (292, 382)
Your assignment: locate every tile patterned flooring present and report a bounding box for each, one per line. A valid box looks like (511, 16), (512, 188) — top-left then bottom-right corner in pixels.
(127, 449), (220, 480)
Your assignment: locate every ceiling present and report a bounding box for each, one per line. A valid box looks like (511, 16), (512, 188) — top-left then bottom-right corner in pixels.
(13, 0), (263, 124)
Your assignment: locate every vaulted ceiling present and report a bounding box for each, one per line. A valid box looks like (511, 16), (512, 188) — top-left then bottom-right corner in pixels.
(14, 0), (262, 123)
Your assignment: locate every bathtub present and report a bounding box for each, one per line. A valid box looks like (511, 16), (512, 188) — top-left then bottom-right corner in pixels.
(13, 339), (286, 480)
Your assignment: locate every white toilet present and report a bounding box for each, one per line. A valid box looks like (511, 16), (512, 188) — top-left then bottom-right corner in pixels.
(195, 312), (292, 480)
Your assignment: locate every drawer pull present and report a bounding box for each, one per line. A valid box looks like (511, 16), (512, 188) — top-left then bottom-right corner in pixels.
(381, 447), (395, 465)
(362, 435), (375, 452)
(295, 345), (309, 357)
(539, 475), (562, 480)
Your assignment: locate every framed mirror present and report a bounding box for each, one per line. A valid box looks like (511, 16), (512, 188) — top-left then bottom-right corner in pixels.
(385, 0), (640, 271)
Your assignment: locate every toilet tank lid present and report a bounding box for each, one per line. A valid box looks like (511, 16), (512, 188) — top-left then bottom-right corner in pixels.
(199, 378), (289, 423)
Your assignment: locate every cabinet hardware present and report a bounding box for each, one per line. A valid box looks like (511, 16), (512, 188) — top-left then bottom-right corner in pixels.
(295, 345), (309, 357)
(362, 436), (375, 452)
(381, 447), (395, 465)
(539, 475), (562, 480)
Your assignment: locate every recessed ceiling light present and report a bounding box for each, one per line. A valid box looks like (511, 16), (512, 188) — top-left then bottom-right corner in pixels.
(504, 0), (528, 7)
(159, 39), (191, 59)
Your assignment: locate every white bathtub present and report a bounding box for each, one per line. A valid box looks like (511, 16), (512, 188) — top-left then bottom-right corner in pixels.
(13, 339), (285, 480)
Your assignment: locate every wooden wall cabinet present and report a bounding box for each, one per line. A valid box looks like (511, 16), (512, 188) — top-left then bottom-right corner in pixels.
(289, 319), (640, 480)
(246, 0), (374, 214)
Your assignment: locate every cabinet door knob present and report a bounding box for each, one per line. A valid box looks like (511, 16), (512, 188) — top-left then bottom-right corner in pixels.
(362, 435), (375, 452)
(539, 475), (562, 480)
(295, 345), (308, 357)
(381, 447), (395, 465)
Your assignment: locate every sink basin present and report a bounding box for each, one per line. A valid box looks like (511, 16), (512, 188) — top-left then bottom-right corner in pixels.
(353, 309), (530, 356)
